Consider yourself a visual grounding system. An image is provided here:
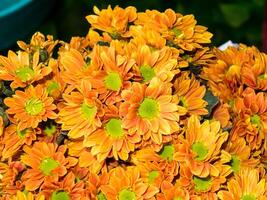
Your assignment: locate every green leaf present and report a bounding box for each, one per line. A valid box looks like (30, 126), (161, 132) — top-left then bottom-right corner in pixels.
(203, 90), (219, 118)
(219, 3), (251, 28)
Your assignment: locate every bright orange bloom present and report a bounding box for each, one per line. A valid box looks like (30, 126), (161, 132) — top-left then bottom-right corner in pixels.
(174, 72), (208, 116)
(58, 80), (103, 139)
(120, 78), (185, 144)
(218, 168), (267, 200)
(156, 181), (190, 200)
(10, 191), (45, 200)
(100, 167), (159, 200)
(41, 172), (85, 200)
(86, 5), (137, 36)
(174, 115), (228, 178)
(0, 51), (52, 89)
(212, 103), (231, 128)
(135, 9), (212, 51)
(4, 84), (57, 131)
(21, 142), (77, 191)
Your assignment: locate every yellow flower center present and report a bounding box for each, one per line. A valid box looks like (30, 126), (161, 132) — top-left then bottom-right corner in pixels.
(17, 129), (27, 138)
(147, 170), (159, 184)
(104, 72), (122, 91)
(39, 157), (59, 176)
(172, 28), (183, 37)
(159, 144), (174, 161)
(51, 191), (70, 200)
(173, 197), (183, 200)
(193, 176), (212, 192)
(105, 119), (124, 138)
(258, 73), (267, 80)
(230, 155), (240, 173)
(118, 189), (136, 200)
(241, 194), (256, 200)
(140, 65), (156, 82)
(97, 192), (107, 200)
(250, 114), (261, 127)
(47, 81), (60, 95)
(25, 98), (44, 116)
(138, 98), (159, 119)
(192, 142), (209, 161)
(81, 103), (97, 121)
(15, 66), (34, 82)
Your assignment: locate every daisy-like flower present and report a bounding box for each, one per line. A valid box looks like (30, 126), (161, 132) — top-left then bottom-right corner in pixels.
(100, 166), (159, 200)
(120, 77), (185, 144)
(10, 191), (45, 200)
(4, 84), (57, 131)
(156, 181), (190, 200)
(231, 88), (267, 150)
(86, 5), (137, 36)
(135, 9), (212, 51)
(174, 72), (208, 116)
(58, 80), (103, 138)
(0, 50), (52, 89)
(174, 115), (228, 177)
(83, 104), (141, 161)
(21, 142), (77, 191)
(218, 168), (267, 200)
(41, 172), (85, 200)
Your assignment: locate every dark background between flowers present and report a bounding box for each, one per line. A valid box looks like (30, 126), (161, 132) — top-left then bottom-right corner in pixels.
(2, 0), (267, 51)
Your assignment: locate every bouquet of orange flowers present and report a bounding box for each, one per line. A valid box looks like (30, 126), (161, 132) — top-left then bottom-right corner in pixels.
(0, 5), (267, 200)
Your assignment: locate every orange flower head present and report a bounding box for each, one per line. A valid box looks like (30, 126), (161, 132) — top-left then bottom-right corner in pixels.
(4, 84), (57, 131)
(11, 191), (45, 200)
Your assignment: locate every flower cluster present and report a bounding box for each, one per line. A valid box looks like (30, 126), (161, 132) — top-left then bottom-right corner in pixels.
(0, 5), (266, 200)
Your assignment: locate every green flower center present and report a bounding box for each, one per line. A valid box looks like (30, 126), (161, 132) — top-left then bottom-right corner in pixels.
(47, 81), (60, 95)
(39, 157), (59, 176)
(192, 142), (209, 161)
(241, 194), (256, 200)
(17, 129), (28, 138)
(258, 74), (267, 80)
(81, 103), (97, 121)
(140, 65), (156, 82)
(147, 170), (159, 184)
(172, 28), (183, 37)
(179, 96), (188, 108)
(159, 144), (174, 161)
(25, 98), (44, 116)
(118, 189), (136, 200)
(97, 192), (107, 200)
(230, 155), (240, 173)
(15, 66), (34, 82)
(104, 72), (122, 91)
(44, 124), (57, 137)
(250, 114), (261, 127)
(105, 118), (124, 138)
(193, 176), (212, 192)
(51, 191), (70, 200)
(138, 98), (159, 119)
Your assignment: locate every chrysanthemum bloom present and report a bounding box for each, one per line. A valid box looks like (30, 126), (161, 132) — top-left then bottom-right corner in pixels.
(17, 32), (58, 60)
(135, 9), (212, 51)
(212, 103), (231, 128)
(186, 47), (215, 67)
(132, 145), (179, 183)
(120, 78), (185, 144)
(10, 191), (45, 200)
(130, 45), (179, 83)
(86, 5), (137, 37)
(1, 125), (39, 160)
(156, 181), (190, 200)
(174, 72), (208, 116)
(100, 166), (159, 199)
(231, 88), (267, 150)
(220, 137), (259, 174)
(41, 172), (85, 200)
(90, 46), (135, 104)
(174, 115), (228, 177)
(21, 142), (77, 191)
(86, 172), (109, 200)
(58, 80), (103, 138)
(218, 168), (267, 200)
(0, 50), (52, 89)
(4, 85), (57, 131)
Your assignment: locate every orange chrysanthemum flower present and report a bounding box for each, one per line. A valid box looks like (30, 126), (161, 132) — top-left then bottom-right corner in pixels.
(212, 103), (231, 128)
(218, 168), (267, 200)
(135, 9), (212, 51)
(174, 115), (228, 178)
(156, 181), (190, 200)
(21, 142), (77, 191)
(4, 84), (57, 131)
(174, 72), (208, 116)
(120, 78), (185, 144)
(86, 5), (137, 36)
(10, 191), (45, 200)
(0, 51), (52, 89)
(100, 167), (159, 199)
(41, 172), (85, 200)
(58, 80), (103, 138)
